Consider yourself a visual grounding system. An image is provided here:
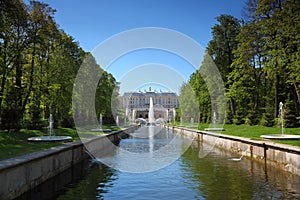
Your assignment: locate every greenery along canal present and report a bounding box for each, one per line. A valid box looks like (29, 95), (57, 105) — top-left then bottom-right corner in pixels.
(19, 127), (300, 199)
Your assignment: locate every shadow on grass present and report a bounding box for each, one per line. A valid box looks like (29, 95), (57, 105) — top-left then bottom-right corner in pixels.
(0, 125), (122, 161)
(0, 128), (78, 161)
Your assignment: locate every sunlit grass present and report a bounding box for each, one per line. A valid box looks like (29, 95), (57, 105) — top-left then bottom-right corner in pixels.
(0, 128), (78, 160)
(169, 122), (300, 146)
(0, 125), (121, 161)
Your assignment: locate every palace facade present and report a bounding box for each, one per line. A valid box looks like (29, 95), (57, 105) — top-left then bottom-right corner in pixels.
(120, 90), (179, 120)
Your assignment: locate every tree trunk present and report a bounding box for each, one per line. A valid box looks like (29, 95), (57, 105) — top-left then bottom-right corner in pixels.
(293, 82), (300, 105)
(230, 97), (235, 116)
(15, 60), (23, 129)
(0, 40), (8, 116)
(293, 82), (300, 115)
(21, 43), (35, 114)
(0, 75), (7, 116)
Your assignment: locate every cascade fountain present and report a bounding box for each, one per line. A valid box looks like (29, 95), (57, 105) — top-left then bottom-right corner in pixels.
(279, 102), (284, 135)
(124, 107), (129, 127)
(116, 115), (119, 126)
(148, 97), (155, 126)
(99, 114), (103, 129)
(27, 114), (72, 142)
(166, 109), (169, 123)
(148, 122), (155, 155)
(132, 109), (136, 123)
(173, 108), (176, 125)
(228, 148), (249, 161)
(91, 114), (111, 132)
(261, 102), (300, 140)
(180, 117), (183, 126)
(205, 111), (225, 131)
(213, 112), (217, 125)
(188, 117), (198, 128)
(48, 114), (54, 136)
(111, 115), (120, 128)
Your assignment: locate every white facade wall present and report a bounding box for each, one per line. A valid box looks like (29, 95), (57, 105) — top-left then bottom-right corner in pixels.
(121, 91), (179, 109)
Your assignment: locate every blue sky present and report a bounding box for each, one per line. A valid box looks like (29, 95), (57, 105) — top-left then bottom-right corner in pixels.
(39, 0), (245, 94)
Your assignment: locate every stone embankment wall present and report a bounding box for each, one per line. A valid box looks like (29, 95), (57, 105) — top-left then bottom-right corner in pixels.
(0, 126), (137, 200)
(167, 126), (300, 176)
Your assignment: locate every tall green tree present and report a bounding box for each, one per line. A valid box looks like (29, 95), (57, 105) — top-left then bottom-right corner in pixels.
(0, 0), (116, 130)
(96, 71), (119, 123)
(187, 0), (299, 127)
(179, 82), (199, 123)
(227, 0), (300, 126)
(189, 70), (210, 123)
(207, 15), (241, 118)
(0, 0), (29, 129)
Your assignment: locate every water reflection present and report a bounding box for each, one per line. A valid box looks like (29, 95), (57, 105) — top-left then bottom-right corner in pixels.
(16, 161), (117, 200)
(57, 164), (117, 200)
(85, 140), (299, 199)
(22, 128), (300, 199)
(98, 126), (193, 173)
(181, 142), (300, 199)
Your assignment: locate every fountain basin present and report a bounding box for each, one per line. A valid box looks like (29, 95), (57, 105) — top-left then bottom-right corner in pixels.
(204, 128), (225, 131)
(91, 129), (112, 132)
(260, 134), (300, 140)
(27, 136), (72, 142)
(228, 157), (243, 161)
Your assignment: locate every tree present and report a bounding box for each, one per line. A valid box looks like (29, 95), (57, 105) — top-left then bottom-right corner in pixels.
(227, 21), (265, 125)
(0, 0), (29, 129)
(96, 71), (119, 123)
(225, 0), (300, 126)
(207, 15), (241, 119)
(189, 70), (210, 123)
(0, 0), (115, 130)
(284, 100), (299, 128)
(179, 82), (199, 123)
(188, 0), (299, 127)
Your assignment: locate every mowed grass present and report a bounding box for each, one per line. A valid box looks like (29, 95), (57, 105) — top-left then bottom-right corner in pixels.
(220, 124), (300, 146)
(1, 123), (299, 161)
(171, 122), (300, 146)
(0, 128), (79, 160)
(0, 125), (121, 161)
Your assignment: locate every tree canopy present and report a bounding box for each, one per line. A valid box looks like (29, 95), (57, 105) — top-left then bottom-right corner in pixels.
(182, 0), (300, 127)
(0, 0), (118, 130)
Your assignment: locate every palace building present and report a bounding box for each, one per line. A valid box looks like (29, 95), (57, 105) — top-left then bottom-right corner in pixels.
(120, 89), (179, 120)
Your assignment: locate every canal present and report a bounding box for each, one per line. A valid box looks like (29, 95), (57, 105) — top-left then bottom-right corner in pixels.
(19, 126), (300, 199)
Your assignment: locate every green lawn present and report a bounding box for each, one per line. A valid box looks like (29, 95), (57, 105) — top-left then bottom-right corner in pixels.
(220, 124), (300, 146)
(0, 128), (78, 160)
(171, 122), (300, 146)
(1, 123), (299, 161)
(0, 125), (121, 161)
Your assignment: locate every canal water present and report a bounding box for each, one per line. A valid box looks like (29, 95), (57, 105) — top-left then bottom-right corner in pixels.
(19, 126), (300, 199)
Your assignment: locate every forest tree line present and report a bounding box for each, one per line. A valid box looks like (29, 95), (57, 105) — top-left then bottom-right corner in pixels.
(182, 0), (300, 127)
(0, 0), (117, 130)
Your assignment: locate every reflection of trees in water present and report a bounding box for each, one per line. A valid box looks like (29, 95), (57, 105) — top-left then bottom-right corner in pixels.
(57, 163), (117, 200)
(180, 142), (300, 199)
(16, 160), (116, 200)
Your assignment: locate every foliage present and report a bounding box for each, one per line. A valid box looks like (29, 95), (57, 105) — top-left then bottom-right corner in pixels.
(179, 82), (199, 122)
(284, 100), (299, 128)
(189, 70), (210, 123)
(0, 0), (118, 130)
(184, 0), (300, 128)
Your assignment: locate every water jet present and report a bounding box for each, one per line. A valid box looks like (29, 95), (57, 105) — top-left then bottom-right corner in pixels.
(27, 114), (72, 142)
(261, 102), (300, 140)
